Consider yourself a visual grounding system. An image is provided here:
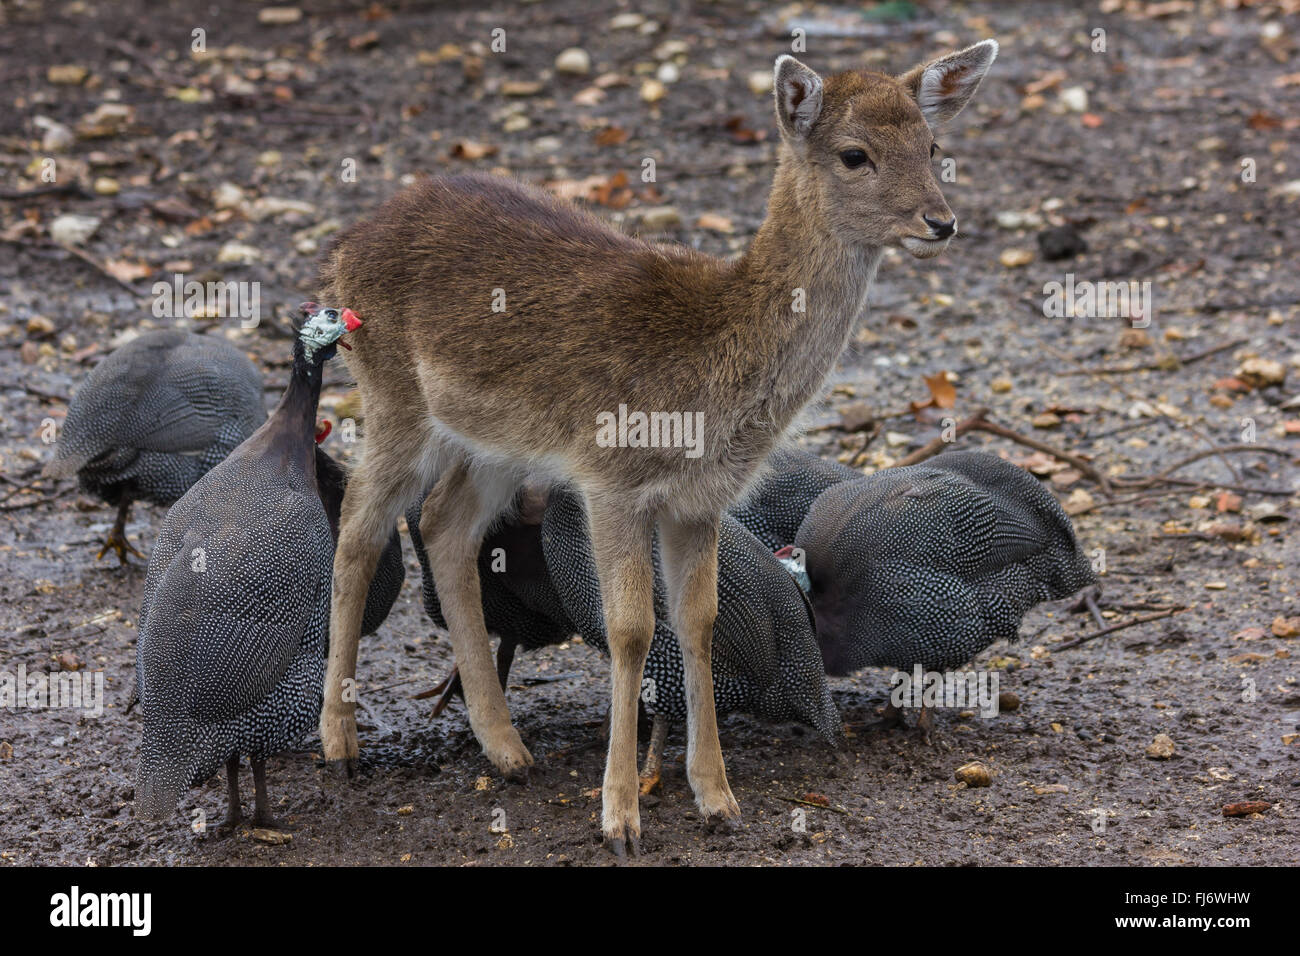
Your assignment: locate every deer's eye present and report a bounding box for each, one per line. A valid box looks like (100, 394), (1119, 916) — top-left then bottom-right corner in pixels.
(930, 142), (939, 158)
(839, 148), (872, 170)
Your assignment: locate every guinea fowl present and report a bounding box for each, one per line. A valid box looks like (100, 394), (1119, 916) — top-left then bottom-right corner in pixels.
(44, 330), (266, 564)
(134, 307), (403, 828)
(407, 484), (842, 792)
(794, 450), (1097, 739)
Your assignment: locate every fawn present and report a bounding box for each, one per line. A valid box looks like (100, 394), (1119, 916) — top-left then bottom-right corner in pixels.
(318, 40), (998, 855)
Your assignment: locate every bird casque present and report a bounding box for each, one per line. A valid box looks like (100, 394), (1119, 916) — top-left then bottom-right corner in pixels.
(134, 306), (403, 828)
(44, 330), (266, 564)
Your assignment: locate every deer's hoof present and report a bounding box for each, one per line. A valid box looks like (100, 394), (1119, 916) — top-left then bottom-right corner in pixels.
(484, 729), (533, 782)
(696, 787), (742, 828)
(320, 709), (359, 765)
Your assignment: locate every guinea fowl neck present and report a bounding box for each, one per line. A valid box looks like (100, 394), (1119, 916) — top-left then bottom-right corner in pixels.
(258, 340), (327, 474)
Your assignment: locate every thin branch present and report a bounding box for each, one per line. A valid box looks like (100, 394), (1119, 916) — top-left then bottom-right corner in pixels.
(1054, 607), (1188, 651)
(1058, 338), (1246, 376)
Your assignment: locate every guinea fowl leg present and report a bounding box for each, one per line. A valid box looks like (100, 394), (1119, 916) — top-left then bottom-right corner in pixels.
(250, 758), (293, 830)
(214, 755), (242, 832)
(419, 638), (515, 718)
(915, 706), (935, 746)
(868, 701), (907, 732)
(496, 639), (516, 691)
(97, 498), (144, 565)
(1072, 584), (1107, 628)
(638, 714), (670, 795)
(413, 666), (462, 717)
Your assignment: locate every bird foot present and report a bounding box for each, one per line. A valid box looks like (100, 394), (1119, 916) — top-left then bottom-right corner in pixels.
(638, 767), (661, 796)
(96, 528), (144, 565)
(251, 812), (296, 831)
(212, 809), (243, 835)
(864, 702), (907, 733)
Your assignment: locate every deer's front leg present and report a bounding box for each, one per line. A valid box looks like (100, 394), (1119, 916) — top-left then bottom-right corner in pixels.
(660, 513), (740, 825)
(587, 500), (656, 857)
(322, 518), (385, 766)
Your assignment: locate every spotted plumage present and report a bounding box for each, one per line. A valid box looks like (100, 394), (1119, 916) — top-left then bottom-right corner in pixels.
(407, 485), (841, 744)
(730, 447), (858, 551)
(134, 308), (400, 826)
(44, 330), (266, 563)
(795, 450), (1098, 676)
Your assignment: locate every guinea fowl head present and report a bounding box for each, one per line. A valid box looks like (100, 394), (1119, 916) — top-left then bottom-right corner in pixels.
(296, 306), (362, 368)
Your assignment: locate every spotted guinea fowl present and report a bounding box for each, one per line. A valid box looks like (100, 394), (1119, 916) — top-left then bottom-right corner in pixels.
(134, 306), (389, 828)
(794, 449), (1097, 739)
(408, 483), (841, 790)
(44, 330), (266, 564)
(730, 446), (858, 552)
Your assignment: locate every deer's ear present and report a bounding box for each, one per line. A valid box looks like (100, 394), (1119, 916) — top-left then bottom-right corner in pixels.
(774, 55), (824, 140)
(898, 39), (998, 125)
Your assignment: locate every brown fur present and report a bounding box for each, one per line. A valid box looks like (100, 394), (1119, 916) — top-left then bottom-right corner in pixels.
(318, 42), (996, 853)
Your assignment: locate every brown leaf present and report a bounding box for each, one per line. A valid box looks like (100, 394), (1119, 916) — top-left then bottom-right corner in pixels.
(449, 139), (498, 161)
(1215, 491), (1243, 513)
(924, 372), (957, 409)
(1272, 616), (1300, 638)
(593, 126), (629, 147)
(590, 171), (631, 208)
(723, 115), (766, 144)
(104, 258), (152, 283)
(1023, 69), (1066, 95)
(1223, 801), (1271, 817)
(836, 401), (875, 433)
(696, 213), (733, 233)
(348, 30), (380, 50)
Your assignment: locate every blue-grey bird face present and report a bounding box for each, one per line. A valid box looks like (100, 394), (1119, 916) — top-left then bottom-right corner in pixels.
(299, 307), (362, 362)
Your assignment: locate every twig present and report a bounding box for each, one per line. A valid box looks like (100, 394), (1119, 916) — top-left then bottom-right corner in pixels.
(772, 795), (850, 815)
(4, 381), (70, 403)
(1059, 338), (1246, 377)
(1121, 444), (1293, 486)
(0, 183), (96, 201)
(0, 237), (145, 297)
(893, 407), (990, 467)
(0, 495), (61, 511)
(1054, 607), (1187, 651)
(895, 407), (1115, 495)
(968, 417), (1114, 495)
(1124, 476), (1293, 497)
(1067, 485), (1205, 515)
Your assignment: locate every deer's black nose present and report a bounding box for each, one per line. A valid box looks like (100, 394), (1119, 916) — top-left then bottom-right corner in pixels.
(924, 215), (957, 240)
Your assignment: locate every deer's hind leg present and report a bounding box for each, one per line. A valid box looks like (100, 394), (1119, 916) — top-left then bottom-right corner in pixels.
(659, 513), (740, 825)
(585, 496), (657, 857)
(321, 420), (431, 766)
(420, 456), (532, 780)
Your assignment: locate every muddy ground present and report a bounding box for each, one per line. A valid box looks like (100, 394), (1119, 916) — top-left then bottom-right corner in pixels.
(1, 0), (1297, 866)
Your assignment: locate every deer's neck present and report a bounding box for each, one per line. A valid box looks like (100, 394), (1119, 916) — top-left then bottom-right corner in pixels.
(721, 155), (882, 434)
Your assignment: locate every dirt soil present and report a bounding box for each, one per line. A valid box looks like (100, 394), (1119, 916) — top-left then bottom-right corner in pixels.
(1, 0), (1298, 866)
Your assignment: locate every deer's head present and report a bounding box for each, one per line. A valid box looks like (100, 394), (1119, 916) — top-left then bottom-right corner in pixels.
(773, 40), (998, 259)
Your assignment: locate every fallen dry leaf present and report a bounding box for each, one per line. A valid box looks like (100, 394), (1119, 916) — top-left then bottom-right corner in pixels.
(449, 139), (498, 161)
